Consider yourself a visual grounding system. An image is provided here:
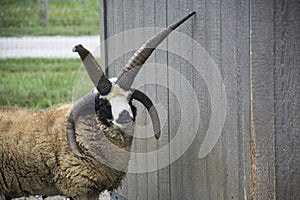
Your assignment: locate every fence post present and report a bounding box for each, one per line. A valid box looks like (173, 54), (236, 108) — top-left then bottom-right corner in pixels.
(38, 0), (48, 27)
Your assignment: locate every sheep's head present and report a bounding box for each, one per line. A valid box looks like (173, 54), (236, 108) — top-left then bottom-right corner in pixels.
(67, 11), (195, 157)
(71, 44), (157, 134)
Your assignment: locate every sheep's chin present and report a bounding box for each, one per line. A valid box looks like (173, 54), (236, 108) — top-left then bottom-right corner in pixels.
(115, 121), (133, 129)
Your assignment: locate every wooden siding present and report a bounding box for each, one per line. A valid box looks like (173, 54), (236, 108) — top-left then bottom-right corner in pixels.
(99, 0), (300, 199)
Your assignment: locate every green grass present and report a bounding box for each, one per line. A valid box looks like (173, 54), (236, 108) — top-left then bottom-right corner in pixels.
(0, 0), (100, 36)
(0, 58), (83, 109)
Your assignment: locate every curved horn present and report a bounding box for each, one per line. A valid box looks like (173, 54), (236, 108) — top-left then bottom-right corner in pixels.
(66, 93), (96, 157)
(73, 44), (112, 95)
(116, 11), (195, 90)
(131, 89), (161, 139)
(66, 111), (83, 157)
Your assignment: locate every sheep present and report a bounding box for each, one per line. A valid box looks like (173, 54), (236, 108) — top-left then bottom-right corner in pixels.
(0, 11), (195, 200)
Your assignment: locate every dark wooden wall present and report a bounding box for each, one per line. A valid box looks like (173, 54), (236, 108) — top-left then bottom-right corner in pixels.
(99, 0), (300, 199)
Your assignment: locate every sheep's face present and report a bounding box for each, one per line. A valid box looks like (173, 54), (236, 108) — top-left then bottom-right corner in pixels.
(94, 78), (135, 129)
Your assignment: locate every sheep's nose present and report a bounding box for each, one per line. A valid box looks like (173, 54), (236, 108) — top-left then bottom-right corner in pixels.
(116, 110), (133, 126)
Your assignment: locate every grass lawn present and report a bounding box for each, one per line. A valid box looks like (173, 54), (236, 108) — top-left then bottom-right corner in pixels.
(0, 58), (84, 109)
(0, 1), (99, 108)
(0, 0), (100, 36)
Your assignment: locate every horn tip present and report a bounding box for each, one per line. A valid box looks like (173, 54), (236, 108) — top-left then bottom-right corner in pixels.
(72, 44), (83, 52)
(187, 11), (196, 18)
(155, 131), (161, 140)
(186, 11), (196, 19)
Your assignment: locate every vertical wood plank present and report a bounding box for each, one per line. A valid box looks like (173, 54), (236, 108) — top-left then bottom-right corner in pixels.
(112, 0), (124, 76)
(220, 0), (244, 199)
(250, 0), (276, 199)
(236, 0), (252, 199)
(154, 1), (171, 199)
(99, 0), (107, 69)
(167, 0), (183, 199)
(274, 0), (300, 199)
(190, 0), (210, 198)
(143, 1), (159, 199)
(132, 1), (148, 199)
(105, 0), (115, 77)
(116, 0), (135, 197)
(179, 1), (198, 199)
(204, 0), (225, 199)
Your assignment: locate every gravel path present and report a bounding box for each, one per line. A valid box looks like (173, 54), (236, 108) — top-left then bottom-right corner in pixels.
(0, 36), (100, 59)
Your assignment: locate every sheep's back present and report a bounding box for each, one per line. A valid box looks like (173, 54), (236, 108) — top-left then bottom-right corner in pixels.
(0, 104), (134, 199)
(0, 105), (71, 198)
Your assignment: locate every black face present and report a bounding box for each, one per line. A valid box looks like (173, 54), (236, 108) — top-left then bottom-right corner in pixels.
(95, 97), (113, 126)
(95, 95), (137, 127)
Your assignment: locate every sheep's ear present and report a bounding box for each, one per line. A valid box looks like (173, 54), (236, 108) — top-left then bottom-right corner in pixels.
(130, 89), (161, 139)
(73, 44), (112, 95)
(66, 93), (96, 157)
(116, 11), (195, 91)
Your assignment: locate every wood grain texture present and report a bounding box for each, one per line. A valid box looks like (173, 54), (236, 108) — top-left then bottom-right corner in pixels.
(191, 0), (210, 199)
(99, 0), (108, 75)
(236, 0), (252, 199)
(220, 0), (240, 199)
(144, 1), (159, 200)
(105, 0), (115, 77)
(99, 0), (299, 199)
(154, 1), (170, 200)
(167, 1), (183, 199)
(274, 0), (300, 199)
(250, 0), (276, 199)
(204, 0), (225, 199)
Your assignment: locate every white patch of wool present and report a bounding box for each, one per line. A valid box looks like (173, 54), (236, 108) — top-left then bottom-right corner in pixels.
(110, 94), (133, 128)
(109, 77), (118, 83)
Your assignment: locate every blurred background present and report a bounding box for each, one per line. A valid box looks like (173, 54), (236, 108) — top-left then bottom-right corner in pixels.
(0, 0), (100, 109)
